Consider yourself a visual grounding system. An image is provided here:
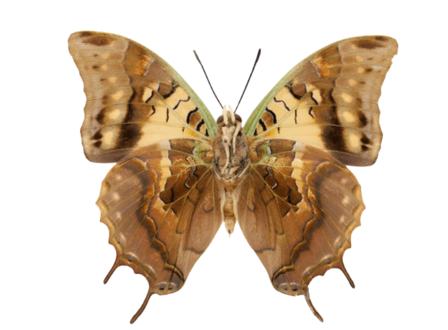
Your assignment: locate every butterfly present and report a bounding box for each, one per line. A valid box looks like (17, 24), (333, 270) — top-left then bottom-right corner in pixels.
(68, 31), (397, 323)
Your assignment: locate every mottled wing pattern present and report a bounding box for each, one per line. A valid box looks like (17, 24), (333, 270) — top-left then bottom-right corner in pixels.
(235, 139), (364, 320)
(244, 36), (398, 166)
(69, 31), (217, 163)
(96, 139), (222, 323)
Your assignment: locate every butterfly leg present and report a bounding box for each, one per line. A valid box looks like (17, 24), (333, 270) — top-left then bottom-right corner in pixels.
(232, 121), (242, 152)
(220, 133), (230, 176)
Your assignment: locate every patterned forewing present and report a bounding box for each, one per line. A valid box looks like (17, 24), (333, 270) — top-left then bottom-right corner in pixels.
(96, 139), (222, 322)
(235, 139), (364, 316)
(69, 31), (217, 163)
(244, 36), (398, 166)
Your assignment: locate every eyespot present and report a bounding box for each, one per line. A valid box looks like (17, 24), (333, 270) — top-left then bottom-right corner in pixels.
(279, 283), (288, 291)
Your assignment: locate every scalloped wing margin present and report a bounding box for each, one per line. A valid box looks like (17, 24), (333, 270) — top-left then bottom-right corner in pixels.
(96, 139), (222, 323)
(235, 139), (365, 321)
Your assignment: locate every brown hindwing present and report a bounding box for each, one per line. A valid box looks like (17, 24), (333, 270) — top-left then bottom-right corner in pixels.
(235, 139), (364, 320)
(96, 139), (222, 323)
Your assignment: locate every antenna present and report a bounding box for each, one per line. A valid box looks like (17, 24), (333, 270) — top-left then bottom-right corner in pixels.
(235, 49), (261, 113)
(193, 50), (223, 109)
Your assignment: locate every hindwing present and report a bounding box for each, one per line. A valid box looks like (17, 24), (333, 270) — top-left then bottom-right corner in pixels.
(96, 139), (222, 323)
(235, 139), (364, 320)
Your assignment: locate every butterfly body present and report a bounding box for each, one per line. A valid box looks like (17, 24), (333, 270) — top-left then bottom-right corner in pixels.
(69, 31), (397, 323)
(213, 108), (249, 234)
(214, 109), (249, 184)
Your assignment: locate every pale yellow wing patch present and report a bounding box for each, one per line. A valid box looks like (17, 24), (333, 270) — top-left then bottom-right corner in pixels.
(245, 36), (397, 166)
(69, 31), (216, 163)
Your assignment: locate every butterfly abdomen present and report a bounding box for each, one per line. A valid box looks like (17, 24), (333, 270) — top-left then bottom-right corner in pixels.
(222, 190), (236, 234)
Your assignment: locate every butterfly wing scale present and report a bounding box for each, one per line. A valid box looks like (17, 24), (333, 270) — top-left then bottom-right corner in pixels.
(69, 31), (217, 163)
(96, 139), (222, 323)
(244, 36), (398, 166)
(235, 139), (364, 320)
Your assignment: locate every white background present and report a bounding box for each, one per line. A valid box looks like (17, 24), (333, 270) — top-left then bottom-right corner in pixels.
(1, 0), (447, 329)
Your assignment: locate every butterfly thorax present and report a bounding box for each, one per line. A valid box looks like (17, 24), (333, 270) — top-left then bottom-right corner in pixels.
(213, 108), (250, 234)
(213, 110), (250, 186)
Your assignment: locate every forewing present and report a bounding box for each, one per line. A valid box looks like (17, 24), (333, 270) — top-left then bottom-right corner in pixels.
(96, 139), (222, 323)
(69, 31), (217, 163)
(244, 36), (398, 166)
(235, 139), (364, 320)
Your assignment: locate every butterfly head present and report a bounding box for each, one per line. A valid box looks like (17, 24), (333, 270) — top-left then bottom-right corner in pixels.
(214, 105), (249, 185)
(216, 105), (242, 127)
